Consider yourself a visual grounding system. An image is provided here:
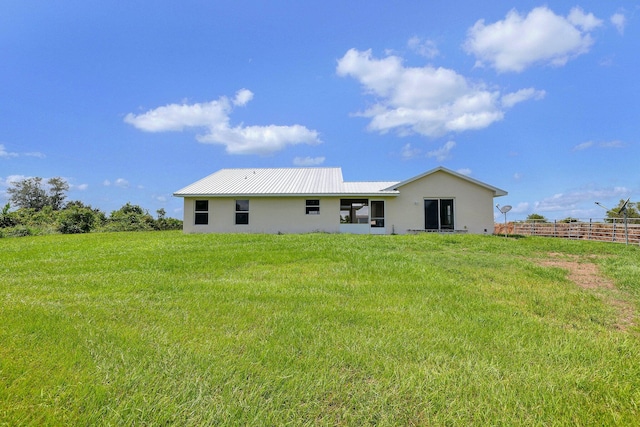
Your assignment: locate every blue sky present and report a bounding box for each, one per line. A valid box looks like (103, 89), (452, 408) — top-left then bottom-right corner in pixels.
(1, 1), (638, 221)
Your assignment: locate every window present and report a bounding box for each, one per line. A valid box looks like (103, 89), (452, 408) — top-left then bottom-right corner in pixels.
(370, 201), (385, 227)
(235, 200), (249, 225)
(194, 200), (209, 225)
(424, 199), (454, 230)
(306, 199), (320, 215)
(340, 199), (368, 224)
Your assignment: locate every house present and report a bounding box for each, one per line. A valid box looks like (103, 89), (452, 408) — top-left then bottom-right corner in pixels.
(173, 166), (507, 235)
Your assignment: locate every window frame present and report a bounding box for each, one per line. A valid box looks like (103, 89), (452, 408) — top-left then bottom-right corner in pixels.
(235, 199), (249, 225)
(194, 200), (209, 225)
(424, 198), (455, 230)
(370, 200), (385, 228)
(340, 199), (368, 224)
(305, 199), (320, 215)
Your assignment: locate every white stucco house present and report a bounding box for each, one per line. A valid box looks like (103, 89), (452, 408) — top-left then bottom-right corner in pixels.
(173, 166), (507, 235)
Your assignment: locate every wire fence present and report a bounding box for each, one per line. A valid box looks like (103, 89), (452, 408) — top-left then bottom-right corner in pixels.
(494, 218), (640, 245)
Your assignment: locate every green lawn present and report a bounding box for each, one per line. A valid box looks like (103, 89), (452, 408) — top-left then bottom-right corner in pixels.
(1, 231), (639, 425)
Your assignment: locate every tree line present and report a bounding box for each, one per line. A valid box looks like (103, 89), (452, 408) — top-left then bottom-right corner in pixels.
(523, 200), (640, 224)
(1, 177), (182, 237)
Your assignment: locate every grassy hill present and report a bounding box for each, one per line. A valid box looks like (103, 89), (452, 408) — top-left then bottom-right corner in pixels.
(1, 231), (639, 425)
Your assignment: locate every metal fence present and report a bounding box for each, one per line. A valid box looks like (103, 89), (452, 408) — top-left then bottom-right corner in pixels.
(494, 218), (640, 245)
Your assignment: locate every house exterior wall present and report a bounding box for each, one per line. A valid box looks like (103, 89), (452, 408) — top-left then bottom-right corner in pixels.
(385, 170), (495, 234)
(180, 170), (500, 235)
(182, 197), (341, 234)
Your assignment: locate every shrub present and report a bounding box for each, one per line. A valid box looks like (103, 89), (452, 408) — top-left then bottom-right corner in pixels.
(58, 206), (99, 234)
(0, 203), (16, 228)
(7, 226), (32, 237)
(105, 203), (155, 232)
(560, 217), (579, 223)
(154, 217), (183, 231)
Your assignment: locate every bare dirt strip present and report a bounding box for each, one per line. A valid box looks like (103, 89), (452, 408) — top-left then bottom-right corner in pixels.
(538, 253), (635, 331)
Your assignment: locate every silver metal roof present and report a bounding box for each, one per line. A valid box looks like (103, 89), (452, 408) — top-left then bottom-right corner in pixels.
(173, 168), (400, 197)
(173, 166), (507, 198)
(342, 181), (400, 195)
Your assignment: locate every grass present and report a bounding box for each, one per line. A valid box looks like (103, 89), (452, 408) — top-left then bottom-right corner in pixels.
(1, 231), (639, 425)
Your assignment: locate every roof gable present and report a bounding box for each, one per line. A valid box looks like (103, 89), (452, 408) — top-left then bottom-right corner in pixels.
(384, 166), (507, 197)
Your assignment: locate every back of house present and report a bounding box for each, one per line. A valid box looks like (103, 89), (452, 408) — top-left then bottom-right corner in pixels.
(173, 166), (507, 235)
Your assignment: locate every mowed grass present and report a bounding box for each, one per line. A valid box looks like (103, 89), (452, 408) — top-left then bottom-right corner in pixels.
(1, 231), (639, 426)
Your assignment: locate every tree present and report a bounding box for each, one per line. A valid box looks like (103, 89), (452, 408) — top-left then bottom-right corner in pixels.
(153, 208), (182, 230)
(605, 199), (640, 220)
(525, 213), (548, 223)
(6, 177), (69, 211)
(47, 177), (70, 210)
(7, 177), (48, 211)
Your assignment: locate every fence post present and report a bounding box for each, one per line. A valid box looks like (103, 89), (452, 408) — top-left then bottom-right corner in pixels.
(588, 218), (592, 241)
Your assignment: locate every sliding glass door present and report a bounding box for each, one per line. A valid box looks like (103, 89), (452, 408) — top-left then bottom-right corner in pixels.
(424, 199), (454, 230)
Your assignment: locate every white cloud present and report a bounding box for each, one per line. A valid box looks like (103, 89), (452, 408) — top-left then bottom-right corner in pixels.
(426, 140), (456, 161)
(568, 7), (603, 32)
(407, 36), (439, 58)
(501, 88), (546, 108)
(457, 168), (472, 176)
(600, 140), (624, 148)
(0, 175), (28, 201)
(464, 6), (602, 72)
(125, 89), (321, 155)
(400, 143), (422, 160)
(337, 49), (543, 138)
(293, 156), (325, 166)
(534, 187), (629, 213)
(0, 144), (18, 158)
(125, 99), (228, 132)
(511, 202), (530, 214)
(572, 141), (594, 151)
(24, 151), (46, 158)
(196, 124), (321, 155)
(115, 178), (129, 188)
(610, 13), (626, 35)
(72, 183), (89, 191)
(233, 88), (254, 106)
(1, 175), (28, 187)
(104, 178), (130, 188)
(495, 201), (530, 221)
(573, 140), (625, 151)
(0, 144), (46, 159)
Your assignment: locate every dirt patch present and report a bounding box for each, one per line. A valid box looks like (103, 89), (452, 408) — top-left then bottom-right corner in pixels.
(539, 254), (615, 290)
(538, 253), (635, 331)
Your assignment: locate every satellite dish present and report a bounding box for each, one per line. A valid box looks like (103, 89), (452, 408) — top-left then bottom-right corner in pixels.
(618, 198), (630, 215)
(496, 204), (512, 238)
(499, 205), (512, 214)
